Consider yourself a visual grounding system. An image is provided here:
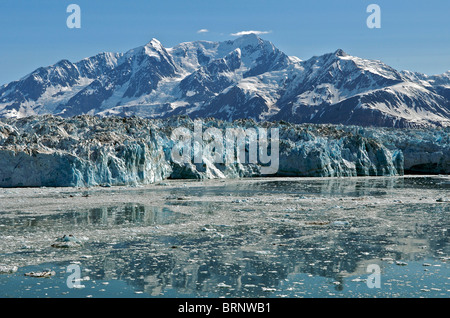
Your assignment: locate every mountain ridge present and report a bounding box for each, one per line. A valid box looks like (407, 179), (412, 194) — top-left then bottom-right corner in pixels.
(1, 34), (449, 128)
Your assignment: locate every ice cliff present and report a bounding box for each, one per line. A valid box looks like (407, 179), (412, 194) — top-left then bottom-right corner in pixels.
(0, 115), (448, 187)
(344, 125), (450, 174)
(0, 116), (171, 187)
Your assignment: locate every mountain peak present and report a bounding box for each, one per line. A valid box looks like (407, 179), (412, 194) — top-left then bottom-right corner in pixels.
(334, 49), (348, 57)
(238, 32), (260, 39)
(145, 38), (164, 50)
(230, 33), (263, 47)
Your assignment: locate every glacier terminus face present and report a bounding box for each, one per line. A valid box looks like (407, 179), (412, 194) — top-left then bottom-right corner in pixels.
(170, 119), (279, 175)
(0, 115), (448, 188)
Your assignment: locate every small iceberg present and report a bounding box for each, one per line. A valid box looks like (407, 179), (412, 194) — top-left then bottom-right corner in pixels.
(51, 234), (83, 248)
(24, 270), (56, 278)
(331, 221), (350, 227)
(395, 261), (408, 266)
(0, 265), (18, 274)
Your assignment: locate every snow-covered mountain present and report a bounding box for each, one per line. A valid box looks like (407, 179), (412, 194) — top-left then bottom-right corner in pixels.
(1, 34), (449, 128)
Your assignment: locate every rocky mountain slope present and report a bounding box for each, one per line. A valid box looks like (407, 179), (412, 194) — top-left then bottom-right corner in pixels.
(0, 35), (449, 128)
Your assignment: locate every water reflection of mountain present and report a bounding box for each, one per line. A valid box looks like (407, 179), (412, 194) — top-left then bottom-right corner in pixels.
(82, 201), (448, 297)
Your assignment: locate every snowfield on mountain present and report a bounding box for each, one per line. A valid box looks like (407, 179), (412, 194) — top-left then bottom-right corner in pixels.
(1, 34), (449, 128)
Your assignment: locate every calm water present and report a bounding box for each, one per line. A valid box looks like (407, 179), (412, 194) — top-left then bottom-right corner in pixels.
(0, 176), (448, 298)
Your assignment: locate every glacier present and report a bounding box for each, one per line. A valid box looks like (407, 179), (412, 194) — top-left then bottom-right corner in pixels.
(0, 115), (448, 187)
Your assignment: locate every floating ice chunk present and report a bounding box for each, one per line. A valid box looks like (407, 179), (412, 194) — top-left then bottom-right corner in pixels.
(305, 221), (330, 226)
(0, 265), (18, 274)
(24, 270), (56, 278)
(262, 287), (277, 292)
(331, 221), (350, 227)
(214, 233), (225, 239)
(51, 234), (83, 248)
(72, 284), (86, 289)
(201, 226), (216, 232)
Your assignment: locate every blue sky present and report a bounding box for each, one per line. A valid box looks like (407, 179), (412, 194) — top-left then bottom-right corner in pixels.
(0, 0), (449, 85)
